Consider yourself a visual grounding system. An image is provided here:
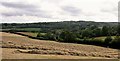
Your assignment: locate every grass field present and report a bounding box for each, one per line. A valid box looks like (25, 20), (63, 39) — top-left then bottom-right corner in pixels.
(94, 36), (116, 40)
(17, 28), (41, 32)
(17, 32), (46, 37)
(17, 32), (38, 37)
(2, 28), (41, 32)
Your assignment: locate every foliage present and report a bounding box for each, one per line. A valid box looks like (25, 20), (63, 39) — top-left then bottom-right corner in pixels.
(104, 36), (112, 47)
(110, 36), (120, 49)
(59, 30), (77, 42)
(104, 36), (112, 43)
(101, 26), (109, 36)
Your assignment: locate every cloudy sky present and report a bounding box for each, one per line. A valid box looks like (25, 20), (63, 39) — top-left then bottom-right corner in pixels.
(0, 0), (119, 23)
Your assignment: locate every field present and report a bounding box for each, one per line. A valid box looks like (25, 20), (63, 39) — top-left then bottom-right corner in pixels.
(94, 36), (116, 41)
(1, 32), (119, 59)
(14, 28), (41, 32)
(17, 32), (38, 37)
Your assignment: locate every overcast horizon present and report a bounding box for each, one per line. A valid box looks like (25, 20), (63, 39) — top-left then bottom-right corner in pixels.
(0, 0), (119, 23)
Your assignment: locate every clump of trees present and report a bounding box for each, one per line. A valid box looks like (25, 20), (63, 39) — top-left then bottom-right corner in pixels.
(110, 36), (120, 49)
(104, 36), (112, 47)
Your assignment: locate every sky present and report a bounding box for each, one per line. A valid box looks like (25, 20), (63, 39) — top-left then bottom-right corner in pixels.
(0, 0), (119, 23)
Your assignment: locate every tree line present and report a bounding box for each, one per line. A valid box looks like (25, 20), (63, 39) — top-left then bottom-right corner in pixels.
(36, 25), (120, 49)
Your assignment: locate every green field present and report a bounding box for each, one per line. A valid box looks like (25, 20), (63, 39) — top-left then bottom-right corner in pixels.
(16, 28), (41, 31)
(94, 36), (116, 40)
(17, 32), (46, 37)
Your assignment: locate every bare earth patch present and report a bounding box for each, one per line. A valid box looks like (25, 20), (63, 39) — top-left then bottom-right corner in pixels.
(1, 32), (119, 59)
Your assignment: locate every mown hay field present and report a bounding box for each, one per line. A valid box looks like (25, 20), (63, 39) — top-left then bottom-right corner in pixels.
(1, 32), (119, 59)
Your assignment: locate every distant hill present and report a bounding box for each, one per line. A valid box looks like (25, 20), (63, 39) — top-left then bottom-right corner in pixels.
(1, 21), (118, 29)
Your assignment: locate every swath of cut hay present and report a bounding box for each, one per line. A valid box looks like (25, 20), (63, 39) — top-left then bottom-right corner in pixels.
(2, 41), (117, 58)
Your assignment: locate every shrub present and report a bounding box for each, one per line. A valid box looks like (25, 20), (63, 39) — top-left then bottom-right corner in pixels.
(59, 30), (77, 43)
(82, 38), (104, 46)
(104, 36), (112, 47)
(90, 39), (104, 46)
(36, 32), (43, 37)
(110, 36), (120, 49)
(44, 32), (54, 40)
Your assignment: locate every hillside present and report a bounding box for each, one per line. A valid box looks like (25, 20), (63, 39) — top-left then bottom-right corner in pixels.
(1, 32), (119, 59)
(1, 21), (118, 32)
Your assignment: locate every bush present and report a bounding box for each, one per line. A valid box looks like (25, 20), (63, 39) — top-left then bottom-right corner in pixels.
(81, 38), (104, 46)
(37, 32), (54, 40)
(59, 31), (77, 43)
(110, 36), (120, 49)
(89, 39), (104, 46)
(104, 36), (112, 47)
(44, 32), (54, 40)
(36, 32), (45, 39)
(37, 33), (41, 37)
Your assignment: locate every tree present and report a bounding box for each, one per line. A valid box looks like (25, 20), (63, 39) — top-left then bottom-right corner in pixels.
(59, 30), (76, 42)
(104, 36), (112, 47)
(44, 32), (54, 40)
(92, 28), (101, 37)
(52, 30), (61, 41)
(117, 23), (120, 35)
(81, 28), (92, 38)
(37, 32), (42, 37)
(36, 32), (47, 39)
(108, 26), (117, 36)
(110, 36), (120, 49)
(90, 25), (97, 30)
(101, 26), (109, 36)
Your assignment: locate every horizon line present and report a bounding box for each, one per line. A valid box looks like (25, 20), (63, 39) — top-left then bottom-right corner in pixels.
(0, 20), (119, 24)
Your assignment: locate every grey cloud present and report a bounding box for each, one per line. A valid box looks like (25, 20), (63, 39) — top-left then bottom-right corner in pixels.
(61, 6), (81, 16)
(1, 2), (52, 18)
(1, 2), (37, 9)
(1, 12), (23, 16)
(1, 2), (40, 12)
(1, 10), (51, 18)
